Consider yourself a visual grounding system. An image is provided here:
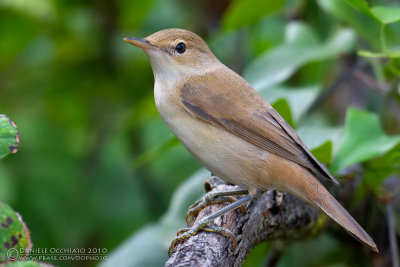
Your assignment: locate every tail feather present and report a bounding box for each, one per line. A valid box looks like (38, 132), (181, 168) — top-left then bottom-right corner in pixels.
(291, 172), (378, 252)
(316, 193), (378, 252)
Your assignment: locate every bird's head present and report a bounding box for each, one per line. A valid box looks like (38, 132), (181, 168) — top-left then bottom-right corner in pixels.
(124, 28), (219, 81)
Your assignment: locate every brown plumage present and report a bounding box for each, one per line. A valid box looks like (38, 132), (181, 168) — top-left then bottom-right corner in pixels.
(124, 28), (378, 252)
(179, 71), (338, 184)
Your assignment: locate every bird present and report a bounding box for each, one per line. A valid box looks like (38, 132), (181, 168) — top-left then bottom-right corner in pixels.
(124, 28), (378, 254)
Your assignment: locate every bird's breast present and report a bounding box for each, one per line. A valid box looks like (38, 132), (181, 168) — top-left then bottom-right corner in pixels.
(153, 82), (278, 192)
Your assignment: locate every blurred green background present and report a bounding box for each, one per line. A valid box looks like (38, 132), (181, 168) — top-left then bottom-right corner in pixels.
(1, 0), (399, 266)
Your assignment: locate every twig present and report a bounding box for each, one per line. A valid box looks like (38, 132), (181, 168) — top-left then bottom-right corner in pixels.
(165, 180), (319, 267)
(386, 203), (399, 267)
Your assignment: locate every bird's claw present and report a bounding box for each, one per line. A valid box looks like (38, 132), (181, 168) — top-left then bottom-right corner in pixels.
(168, 221), (237, 256)
(186, 191), (247, 225)
(169, 189), (251, 256)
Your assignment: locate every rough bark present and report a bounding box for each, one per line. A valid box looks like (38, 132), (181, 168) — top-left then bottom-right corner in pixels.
(165, 178), (320, 267)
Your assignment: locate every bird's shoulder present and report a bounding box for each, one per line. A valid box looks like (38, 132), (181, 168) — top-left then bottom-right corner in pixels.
(178, 66), (266, 118)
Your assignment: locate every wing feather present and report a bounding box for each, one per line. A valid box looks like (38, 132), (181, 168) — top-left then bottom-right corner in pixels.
(179, 69), (338, 184)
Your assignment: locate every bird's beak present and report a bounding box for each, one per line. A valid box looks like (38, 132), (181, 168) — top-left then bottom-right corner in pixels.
(123, 37), (156, 51)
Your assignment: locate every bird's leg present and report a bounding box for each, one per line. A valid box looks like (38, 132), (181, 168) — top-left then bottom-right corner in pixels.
(169, 191), (263, 256)
(186, 189), (249, 225)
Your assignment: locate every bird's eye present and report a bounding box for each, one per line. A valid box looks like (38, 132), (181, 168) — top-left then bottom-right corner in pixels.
(175, 42), (186, 54)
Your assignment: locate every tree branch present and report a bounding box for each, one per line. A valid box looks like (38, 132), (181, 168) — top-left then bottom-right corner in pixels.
(165, 178), (319, 267)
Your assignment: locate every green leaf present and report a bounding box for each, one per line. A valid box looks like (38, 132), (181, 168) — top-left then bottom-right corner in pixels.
(345, 0), (377, 21)
(244, 22), (355, 91)
(0, 0), (55, 21)
(345, 0), (400, 25)
(326, 1), (400, 58)
(222, 0), (284, 30)
(0, 202), (32, 263)
(310, 140), (333, 165)
(331, 108), (400, 174)
(363, 144), (400, 190)
(100, 169), (209, 267)
(370, 6), (400, 24)
(318, 0), (381, 50)
(0, 115), (20, 160)
(271, 98), (295, 128)
(358, 49), (400, 58)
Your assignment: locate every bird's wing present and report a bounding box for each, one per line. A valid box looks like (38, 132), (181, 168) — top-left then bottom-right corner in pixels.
(179, 69), (338, 184)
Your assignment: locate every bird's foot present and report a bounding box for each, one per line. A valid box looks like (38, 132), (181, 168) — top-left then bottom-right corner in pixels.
(186, 189), (249, 225)
(168, 193), (259, 256)
(168, 218), (237, 256)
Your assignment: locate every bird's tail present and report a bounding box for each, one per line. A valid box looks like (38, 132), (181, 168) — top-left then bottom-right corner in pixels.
(290, 171), (378, 252)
